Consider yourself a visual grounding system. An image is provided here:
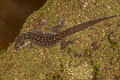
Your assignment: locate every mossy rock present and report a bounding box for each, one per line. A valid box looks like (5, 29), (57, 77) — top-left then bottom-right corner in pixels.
(0, 0), (120, 80)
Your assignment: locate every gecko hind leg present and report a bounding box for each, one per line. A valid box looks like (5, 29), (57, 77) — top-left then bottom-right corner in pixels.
(51, 18), (65, 33)
(60, 38), (75, 50)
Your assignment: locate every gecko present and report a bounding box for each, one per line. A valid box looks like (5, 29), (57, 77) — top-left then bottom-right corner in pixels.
(14, 15), (116, 50)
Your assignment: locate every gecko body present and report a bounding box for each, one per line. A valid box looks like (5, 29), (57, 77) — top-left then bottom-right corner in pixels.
(14, 15), (116, 49)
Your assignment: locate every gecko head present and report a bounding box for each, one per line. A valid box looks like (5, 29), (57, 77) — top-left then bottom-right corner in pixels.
(14, 34), (25, 50)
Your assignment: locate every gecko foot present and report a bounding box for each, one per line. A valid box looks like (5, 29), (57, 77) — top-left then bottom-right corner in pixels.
(60, 39), (74, 50)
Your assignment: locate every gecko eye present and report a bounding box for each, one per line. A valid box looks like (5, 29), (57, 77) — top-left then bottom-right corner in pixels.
(14, 34), (25, 50)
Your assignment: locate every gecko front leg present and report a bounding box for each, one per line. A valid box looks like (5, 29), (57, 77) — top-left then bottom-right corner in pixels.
(31, 19), (48, 32)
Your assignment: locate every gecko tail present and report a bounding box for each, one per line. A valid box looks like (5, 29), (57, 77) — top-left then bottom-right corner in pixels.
(61, 15), (116, 37)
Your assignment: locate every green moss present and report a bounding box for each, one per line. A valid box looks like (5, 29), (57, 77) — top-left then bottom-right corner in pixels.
(0, 48), (7, 54)
(107, 35), (119, 47)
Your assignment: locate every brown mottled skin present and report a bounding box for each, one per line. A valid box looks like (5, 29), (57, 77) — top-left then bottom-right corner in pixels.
(14, 15), (116, 49)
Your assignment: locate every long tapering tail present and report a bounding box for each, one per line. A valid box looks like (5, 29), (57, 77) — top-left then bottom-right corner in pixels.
(59, 15), (116, 38)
